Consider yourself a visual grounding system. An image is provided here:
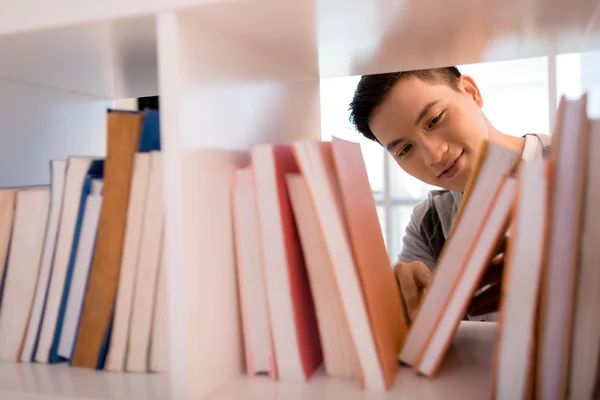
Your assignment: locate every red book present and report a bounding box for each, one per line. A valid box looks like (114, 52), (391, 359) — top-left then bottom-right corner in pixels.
(251, 143), (323, 381)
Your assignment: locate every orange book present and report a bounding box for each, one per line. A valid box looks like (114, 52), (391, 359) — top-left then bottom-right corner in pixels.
(71, 110), (143, 368)
(293, 138), (406, 390)
(330, 137), (408, 389)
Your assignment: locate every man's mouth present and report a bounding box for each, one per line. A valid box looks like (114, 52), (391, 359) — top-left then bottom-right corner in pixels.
(438, 150), (464, 179)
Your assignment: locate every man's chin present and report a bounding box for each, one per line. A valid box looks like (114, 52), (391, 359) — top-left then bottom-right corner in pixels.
(435, 175), (468, 193)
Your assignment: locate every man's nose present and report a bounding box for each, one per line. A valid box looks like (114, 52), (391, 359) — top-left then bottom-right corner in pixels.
(421, 138), (447, 167)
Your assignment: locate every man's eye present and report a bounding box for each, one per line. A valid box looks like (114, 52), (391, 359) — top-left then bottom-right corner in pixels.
(398, 144), (413, 157)
(428, 111), (445, 128)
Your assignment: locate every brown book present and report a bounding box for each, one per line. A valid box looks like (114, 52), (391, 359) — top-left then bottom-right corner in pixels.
(71, 110), (143, 368)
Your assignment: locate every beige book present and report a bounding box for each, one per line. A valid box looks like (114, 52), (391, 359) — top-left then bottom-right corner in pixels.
(231, 167), (274, 377)
(149, 245), (169, 373)
(20, 159), (66, 362)
(537, 94), (589, 400)
(126, 151), (164, 373)
(0, 186), (50, 361)
(285, 173), (360, 380)
(416, 175), (517, 377)
(491, 158), (547, 400)
(0, 189), (17, 304)
(568, 118), (600, 400)
(399, 141), (519, 368)
(104, 152), (152, 372)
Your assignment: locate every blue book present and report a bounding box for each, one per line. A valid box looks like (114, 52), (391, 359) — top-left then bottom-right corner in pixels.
(48, 160), (104, 363)
(138, 109), (161, 152)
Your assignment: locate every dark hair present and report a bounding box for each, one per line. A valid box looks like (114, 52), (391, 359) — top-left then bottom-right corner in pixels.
(348, 67), (462, 143)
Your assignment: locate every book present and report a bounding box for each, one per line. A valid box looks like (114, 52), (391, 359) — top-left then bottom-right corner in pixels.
(20, 160), (66, 363)
(0, 186), (50, 361)
(536, 94), (590, 399)
(232, 166), (276, 377)
(126, 151), (164, 373)
(330, 137), (408, 388)
(416, 174), (517, 377)
(71, 110), (145, 369)
(292, 139), (384, 390)
(251, 143), (322, 381)
(104, 152), (152, 372)
(56, 180), (103, 359)
(491, 158), (547, 400)
(286, 173), (361, 380)
(34, 157), (103, 364)
(399, 141), (520, 369)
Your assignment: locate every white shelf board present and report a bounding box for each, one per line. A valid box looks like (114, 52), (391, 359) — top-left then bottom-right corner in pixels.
(204, 321), (497, 400)
(0, 0), (230, 37)
(0, 321), (496, 400)
(183, 0), (600, 79)
(1, 0), (599, 99)
(0, 362), (170, 400)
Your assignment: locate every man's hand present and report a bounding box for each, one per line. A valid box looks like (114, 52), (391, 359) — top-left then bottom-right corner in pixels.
(394, 261), (433, 323)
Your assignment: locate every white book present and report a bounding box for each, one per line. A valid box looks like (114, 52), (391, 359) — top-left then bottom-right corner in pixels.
(231, 168), (272, 375)
(149, 248), (169, 372)
(104, 153), (152, 372)
(568, 119), (600, 399)
(126, 151), (164, 372)
(20, 159), (66, 362)
(493, 159), (546, 399)
(292, 140), (384, 389)
(57, 181), (103, 359)
(285, 173), (361, 380)
(0, 187), (50, 361)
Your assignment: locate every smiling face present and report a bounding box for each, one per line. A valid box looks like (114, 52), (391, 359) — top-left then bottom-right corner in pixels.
(368, 75), (489, 192)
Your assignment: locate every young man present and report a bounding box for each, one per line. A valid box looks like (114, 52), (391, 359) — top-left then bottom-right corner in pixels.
(348, 66), (551, 322)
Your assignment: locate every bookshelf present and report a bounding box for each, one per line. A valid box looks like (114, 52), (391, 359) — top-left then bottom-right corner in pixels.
(0, 322), (495, 399)
(0, 0), (599, 399)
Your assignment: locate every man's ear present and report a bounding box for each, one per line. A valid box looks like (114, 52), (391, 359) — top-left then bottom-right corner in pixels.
(458, 75), (484, 108)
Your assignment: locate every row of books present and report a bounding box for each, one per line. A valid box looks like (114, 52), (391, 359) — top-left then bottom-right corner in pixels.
(230, 94), (600, 398)
(0, 109), (168, 373)
(231, 136), (407, 389)
(1, 93), (597, 399)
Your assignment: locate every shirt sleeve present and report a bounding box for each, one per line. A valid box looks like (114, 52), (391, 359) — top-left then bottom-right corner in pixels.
(396, 199), (437, 271)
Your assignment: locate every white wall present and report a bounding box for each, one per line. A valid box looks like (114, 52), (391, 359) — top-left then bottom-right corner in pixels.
(0, 79), (110, 187)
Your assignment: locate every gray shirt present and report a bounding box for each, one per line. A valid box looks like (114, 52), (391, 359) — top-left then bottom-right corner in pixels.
(397, 134), (552, 270)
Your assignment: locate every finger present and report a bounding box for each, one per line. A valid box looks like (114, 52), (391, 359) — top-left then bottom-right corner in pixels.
(468, 282), (502, 316)
(413, 263), (433, 288)
(397, 267), (421, 322)
(393, 265), (411, 324)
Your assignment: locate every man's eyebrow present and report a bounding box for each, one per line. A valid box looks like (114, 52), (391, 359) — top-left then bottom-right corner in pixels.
(415, 100), (441, 127)
(386, 138), (404, 152)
